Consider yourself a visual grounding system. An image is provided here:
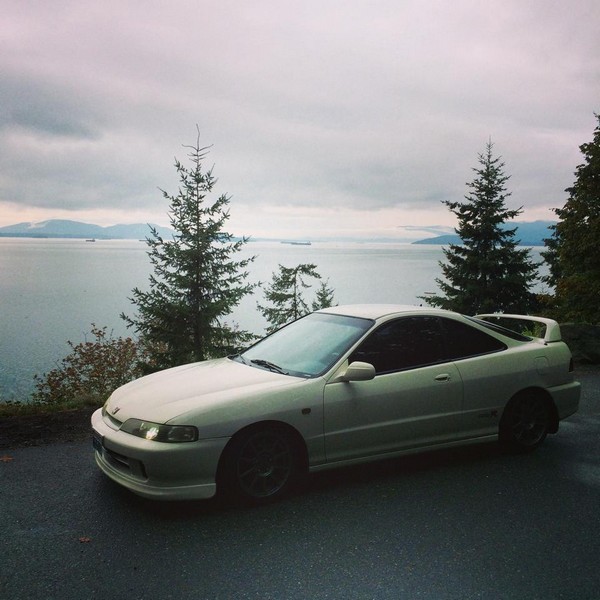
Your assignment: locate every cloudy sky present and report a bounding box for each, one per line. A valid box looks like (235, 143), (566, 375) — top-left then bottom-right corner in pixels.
(1, 0), (599, 240)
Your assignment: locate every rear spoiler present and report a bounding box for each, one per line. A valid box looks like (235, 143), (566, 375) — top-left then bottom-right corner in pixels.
(475, 314), (562, 343)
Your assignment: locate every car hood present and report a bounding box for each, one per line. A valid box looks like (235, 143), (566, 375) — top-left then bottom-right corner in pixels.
(105, 357), (303, 424)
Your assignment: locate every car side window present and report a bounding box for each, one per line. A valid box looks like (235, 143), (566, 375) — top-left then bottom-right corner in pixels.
(439, 317), (507, 359)
(349, 316), (445, 374)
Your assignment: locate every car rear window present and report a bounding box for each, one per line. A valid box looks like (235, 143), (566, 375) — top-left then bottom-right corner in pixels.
(440, 317), (507, 359)
(466, 316), (533, 342)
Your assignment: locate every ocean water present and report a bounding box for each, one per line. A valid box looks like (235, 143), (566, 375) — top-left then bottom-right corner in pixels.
(0, 238), (548, 400)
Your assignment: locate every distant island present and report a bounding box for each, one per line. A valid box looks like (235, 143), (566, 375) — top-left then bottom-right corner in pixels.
(0, 219), (174, 240)
(0, 218), (556, 246)
(412, 220), (555, 247)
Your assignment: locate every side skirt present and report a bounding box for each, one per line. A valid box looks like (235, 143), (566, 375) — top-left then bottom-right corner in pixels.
(309, 434), (498, 473)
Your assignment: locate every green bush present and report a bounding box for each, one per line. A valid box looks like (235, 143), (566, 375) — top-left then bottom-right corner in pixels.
(561, 323), (600, 365)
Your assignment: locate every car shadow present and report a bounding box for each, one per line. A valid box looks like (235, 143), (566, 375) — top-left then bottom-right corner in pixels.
(94, 440), (510, 519)
(94, 474), (226, 517)
(305, 441), (504, 495)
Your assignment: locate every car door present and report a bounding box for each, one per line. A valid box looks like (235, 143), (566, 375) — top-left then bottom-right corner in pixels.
(437, 317), (511, 440)
(323, 316), (463, 463)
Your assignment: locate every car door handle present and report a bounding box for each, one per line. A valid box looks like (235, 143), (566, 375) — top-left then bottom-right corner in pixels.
(435, 373), (451, 382)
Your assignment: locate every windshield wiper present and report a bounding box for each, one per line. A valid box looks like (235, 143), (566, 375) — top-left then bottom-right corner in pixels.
(229, 353), (249, 366)
(250, 359), (289, 375)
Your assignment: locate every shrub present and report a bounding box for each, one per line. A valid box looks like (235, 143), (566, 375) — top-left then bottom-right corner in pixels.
(32, 325), (147, 407)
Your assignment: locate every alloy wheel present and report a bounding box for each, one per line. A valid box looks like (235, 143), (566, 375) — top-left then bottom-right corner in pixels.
(235, 429), (294, 499)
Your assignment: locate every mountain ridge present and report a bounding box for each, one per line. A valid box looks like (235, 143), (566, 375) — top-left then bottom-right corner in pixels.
(0, 219), (174, 240)
(0, 218), (556, 245)
(412, 220), (554, 247)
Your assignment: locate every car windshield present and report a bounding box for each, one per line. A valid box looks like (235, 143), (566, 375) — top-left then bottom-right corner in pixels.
(238, 312), (374, 378)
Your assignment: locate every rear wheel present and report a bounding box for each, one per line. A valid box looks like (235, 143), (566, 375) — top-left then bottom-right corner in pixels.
(218, 425), (301, 504)
(500, 392), (551, 453)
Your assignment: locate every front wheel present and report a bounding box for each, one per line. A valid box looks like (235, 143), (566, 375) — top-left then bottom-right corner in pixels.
(218, 426), (301, 505)
(500, 393), (551, 453)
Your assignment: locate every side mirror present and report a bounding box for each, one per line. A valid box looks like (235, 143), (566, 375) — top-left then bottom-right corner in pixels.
(341, 361), (376, 382)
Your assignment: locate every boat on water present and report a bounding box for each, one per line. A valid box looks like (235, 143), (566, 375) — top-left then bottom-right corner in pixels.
(281, 240), (312, 246)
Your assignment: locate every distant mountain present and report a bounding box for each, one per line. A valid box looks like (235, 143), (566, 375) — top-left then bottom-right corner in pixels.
(395, 224), (455, 242)
(413, 234), (462, 245)
(412, 220), (555, 247)
(0, 219), (174, 240)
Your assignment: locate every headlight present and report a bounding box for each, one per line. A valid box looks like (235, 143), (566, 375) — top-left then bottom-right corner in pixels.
(120, 419), (198, 443)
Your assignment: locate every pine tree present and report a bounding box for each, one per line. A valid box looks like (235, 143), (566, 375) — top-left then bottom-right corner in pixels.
(424, 141), (539, 314)
(122, 130), (256, 371)
(542, 114), (600, 323)
(258, 264), (333, 333)
(312, 279), (336, 312)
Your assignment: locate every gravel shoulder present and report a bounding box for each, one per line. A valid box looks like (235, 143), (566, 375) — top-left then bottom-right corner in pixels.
(0, 406), (97, 450)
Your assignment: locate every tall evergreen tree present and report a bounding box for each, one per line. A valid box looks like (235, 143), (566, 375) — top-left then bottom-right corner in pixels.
(542, 114), (600, 323)
(122, 130), (256, 371)
(258, 264), (334, 333)
(424, 141), (538, 314)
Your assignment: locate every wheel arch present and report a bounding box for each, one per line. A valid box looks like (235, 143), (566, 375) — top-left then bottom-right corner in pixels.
(216, 420), (310, 480)
(501, 387), (559, 435)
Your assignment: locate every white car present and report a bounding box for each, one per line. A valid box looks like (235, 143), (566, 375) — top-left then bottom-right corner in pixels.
(91, 305), (580, 503)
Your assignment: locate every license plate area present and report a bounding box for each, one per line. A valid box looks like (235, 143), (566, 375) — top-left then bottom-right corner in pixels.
(92, 430), (104, 452)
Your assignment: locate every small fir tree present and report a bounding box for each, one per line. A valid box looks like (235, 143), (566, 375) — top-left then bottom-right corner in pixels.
(424, 141), (538, 314)
(312, 279), (336, 311)
(258, 263), (334, 333)
(122, 130), (256, 370)
(542, 114), (600, 323)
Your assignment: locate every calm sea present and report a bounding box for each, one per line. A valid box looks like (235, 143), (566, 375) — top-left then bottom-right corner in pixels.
(0, 238), (549, 400)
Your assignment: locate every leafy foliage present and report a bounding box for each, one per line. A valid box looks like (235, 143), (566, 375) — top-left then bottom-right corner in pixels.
(542, 114), (600, 323)
(31, 325), (146, 406)
(258, 264), (335, 333)
(424, 141), (539, 314)
(122, 130), (256, 370)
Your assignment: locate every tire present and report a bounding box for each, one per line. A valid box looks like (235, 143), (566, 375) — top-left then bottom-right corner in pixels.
(500, 392), (551, 453)
(218, 425), (302, 505)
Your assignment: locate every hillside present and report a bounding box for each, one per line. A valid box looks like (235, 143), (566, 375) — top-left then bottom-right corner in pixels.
(0, 219), (174, 240)
(413, 220), (555, 246)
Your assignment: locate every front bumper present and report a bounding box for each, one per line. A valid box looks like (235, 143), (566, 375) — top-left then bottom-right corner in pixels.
(91, 408), (229, 500)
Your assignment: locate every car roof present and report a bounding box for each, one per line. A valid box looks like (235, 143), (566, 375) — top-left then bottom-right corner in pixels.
(317, 304), (457, 320)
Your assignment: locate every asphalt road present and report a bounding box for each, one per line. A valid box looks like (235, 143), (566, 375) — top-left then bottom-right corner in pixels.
(1, 369), (599, 600)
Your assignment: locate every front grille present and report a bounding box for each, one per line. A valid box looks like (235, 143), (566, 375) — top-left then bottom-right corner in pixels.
(106, 448), (129, 468)
(107, 413), (123, 429)
(102, 405), (124, 430)
(104, 447), (147, 480)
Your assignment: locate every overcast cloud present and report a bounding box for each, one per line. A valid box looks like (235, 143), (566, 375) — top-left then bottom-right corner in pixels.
(1, 0), (599, 239)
